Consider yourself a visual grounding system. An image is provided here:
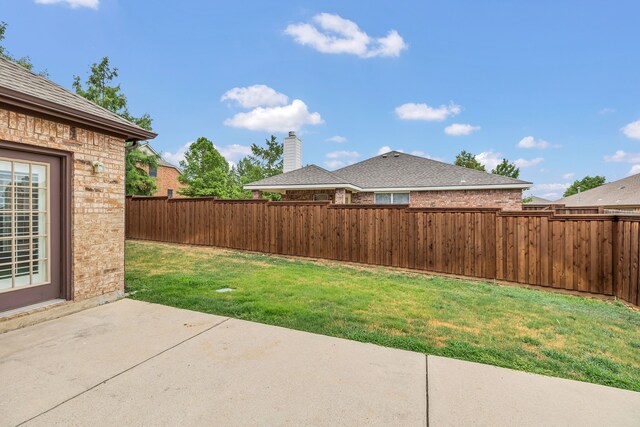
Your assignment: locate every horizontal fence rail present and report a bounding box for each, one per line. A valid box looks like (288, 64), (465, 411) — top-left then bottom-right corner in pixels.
(126, 197), (640, 306)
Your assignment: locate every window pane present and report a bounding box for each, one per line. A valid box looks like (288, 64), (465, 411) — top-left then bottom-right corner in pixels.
(32, 189), (46, 212)
(149, 166), (157, 178)
(31, 164), (47, 188)
(14, 163), (30, 187)
(32, 236), (46, 260)
(0, 187), (11, 211)
(15, 238), (30, 262)
(392, 193), (410, 204)
(15, 187), (30, 210)
(15, 261), (30, 286)
(0, 213), (11, 238)
(15, 214), (30, 236)
(0, 263), (11, 290)
(31, 213), (46, 236)
(32, 259), (47, 284)
(0, 161), (11, 186)
(0, 239), (11, 264)
(375, 193), (392, 204)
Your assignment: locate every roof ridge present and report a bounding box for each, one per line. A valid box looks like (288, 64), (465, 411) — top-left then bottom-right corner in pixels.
(307, 164), (353, 184)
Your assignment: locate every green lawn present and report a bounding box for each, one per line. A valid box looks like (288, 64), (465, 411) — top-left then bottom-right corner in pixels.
(125, 240), (640, 392)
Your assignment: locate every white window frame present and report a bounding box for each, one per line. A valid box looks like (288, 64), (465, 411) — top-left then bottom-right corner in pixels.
(374, 192), (410, 205)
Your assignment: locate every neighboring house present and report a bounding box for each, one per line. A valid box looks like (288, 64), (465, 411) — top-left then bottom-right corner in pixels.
(0, 57), (156, 316)
(136, 143), (185, 198)
(525, 196), (553, 204)
(246, 132), (532, 210)
(556, 173), (640, 211)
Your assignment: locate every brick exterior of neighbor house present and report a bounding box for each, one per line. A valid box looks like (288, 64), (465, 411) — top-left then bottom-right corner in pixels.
(0, 108), (127, 301)
(141, 163), (185, 197)
(347, 189), (522, 209)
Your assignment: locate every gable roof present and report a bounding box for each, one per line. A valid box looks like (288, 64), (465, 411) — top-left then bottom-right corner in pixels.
(245, 151), (531, 191)
(526, 196), (554, 204)
(0, 57), (156, 141)
(556, 173), (640, 207)
(245, 165), (358, 190)
(137, 143), (182, 173)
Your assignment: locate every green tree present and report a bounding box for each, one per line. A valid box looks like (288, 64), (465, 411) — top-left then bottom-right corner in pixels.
(73, 57), (157, 195)
(236, 135), (284, 200)
(563, 176), (606, 197)
(178, 137), (232, 198)
(0, 21), (46, 75)
(492, 158), (520, 178)
(454, 150), (486, 171)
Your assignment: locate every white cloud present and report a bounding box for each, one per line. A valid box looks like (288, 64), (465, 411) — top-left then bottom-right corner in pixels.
(562, 172), (575, 180)
(604, 150), (640, 163)
(599, 107), (616, 115)
(223, 99), (323, 132)
(285, 13), (407, 58)
(327, 135), (347, 143)
(34, 0), (98, 8)
(395, 102), (461, 121)
(162, 141), (251, 166)
(475, 151), (502, 170)
(517, 136), (551, 149)
(220, 85), (288, 108)
(514, 157), (544, 168)
(527, 182), (570, 199)
(323, 150), (360, 169)
(218, 144), (252, 162)
(326, 150), (359, 159)
(622, 120), (640, 140)
(162, 142), (191, 166)
(411, 150), (425, 156)
(324, 159), (347, 169)
(444, 123), (480, 136)
(377, 146), (393, 155)
(629, 165), (640, 175)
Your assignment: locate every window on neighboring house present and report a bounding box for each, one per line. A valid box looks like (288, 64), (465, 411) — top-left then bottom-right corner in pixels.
(167, 189), (174, 198)
(313, 193), (330, 201)
(374, 192), (410, 205)
(148, 166), (157, 178)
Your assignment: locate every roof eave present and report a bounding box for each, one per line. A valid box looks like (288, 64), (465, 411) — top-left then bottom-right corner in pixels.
(360, 183), (532, 191)
(0, 87), (157, 142)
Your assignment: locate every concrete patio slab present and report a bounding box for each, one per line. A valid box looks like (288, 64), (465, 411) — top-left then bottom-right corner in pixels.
(0, 299), (227, 427)
(1, 299), (638, 426)
(427, 355), (640, 427)
(26, 316), (427, 427)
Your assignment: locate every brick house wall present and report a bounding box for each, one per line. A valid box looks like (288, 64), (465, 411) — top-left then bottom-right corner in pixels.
(142, 164), (185, 197)
(282, 189), (336, 202)
(409, 189), (523, 210)
(321, 188), (522, 210)
(0, 108), (126, 301)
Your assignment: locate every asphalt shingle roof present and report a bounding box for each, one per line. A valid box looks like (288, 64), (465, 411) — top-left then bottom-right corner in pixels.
(0, 56), (152, 137)
(557, 173), (640, 207)
(246, 151), (531, 190)
(247, 165), (352, 187)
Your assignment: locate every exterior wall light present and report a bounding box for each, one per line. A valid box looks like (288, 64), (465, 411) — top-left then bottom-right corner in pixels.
(92, 160), (105, 174)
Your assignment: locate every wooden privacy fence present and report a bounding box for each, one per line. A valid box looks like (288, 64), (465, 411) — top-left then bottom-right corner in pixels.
(126, 197), (640, 306)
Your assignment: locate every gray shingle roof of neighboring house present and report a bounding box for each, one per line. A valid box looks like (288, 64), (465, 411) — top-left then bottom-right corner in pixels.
(247, 165), (358, 189)
(245, 151), (531, 191)
(0, 57), (155, 141)
(556, 173), (640, 207)
(526, 196), (554, 204)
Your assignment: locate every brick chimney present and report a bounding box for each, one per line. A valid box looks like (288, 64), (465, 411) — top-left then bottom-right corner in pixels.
(283, 131), (302, 173)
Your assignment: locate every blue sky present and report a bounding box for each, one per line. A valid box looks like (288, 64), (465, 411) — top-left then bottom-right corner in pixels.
(3, 0), (640, 199)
